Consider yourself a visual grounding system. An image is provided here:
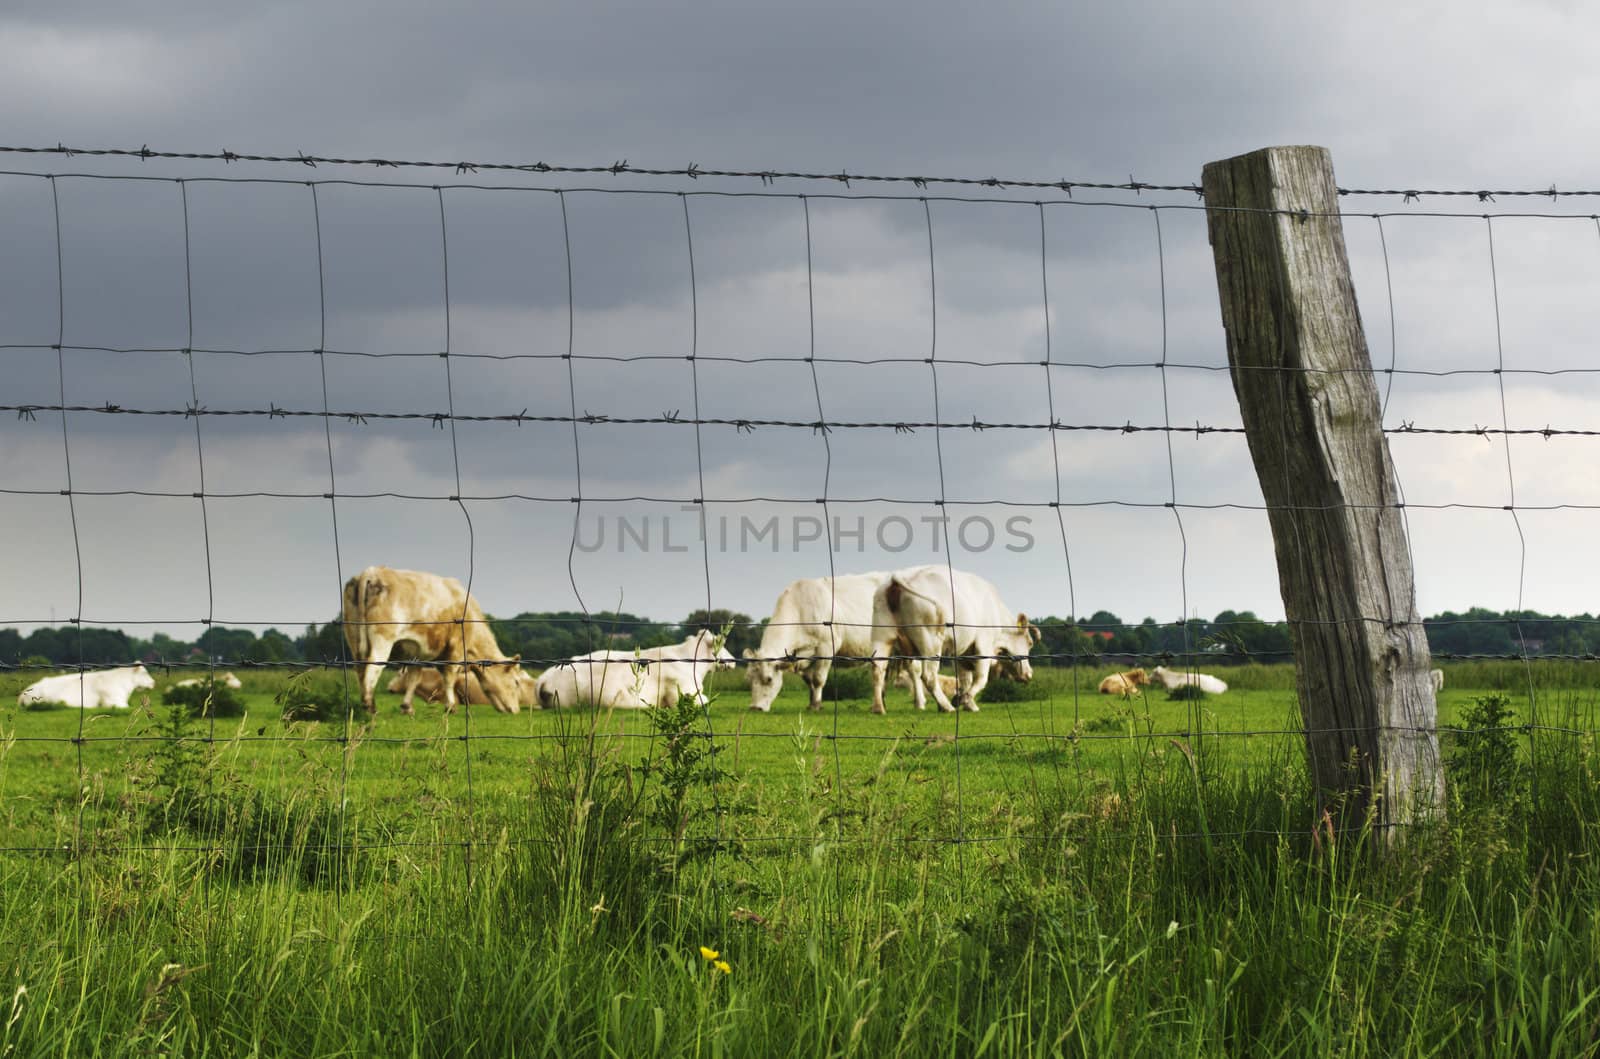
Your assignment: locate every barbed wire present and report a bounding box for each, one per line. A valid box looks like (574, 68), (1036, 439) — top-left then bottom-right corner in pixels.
(6, 401), (1600, 441)
(2, 143), (1596, 204)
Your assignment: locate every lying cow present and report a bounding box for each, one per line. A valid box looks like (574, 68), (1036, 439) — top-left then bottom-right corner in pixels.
(18, 664), (155, 709)
(386, 666), (539, 709)
(173, 672), (243, 690)
(1149, 666), (1228, 695)
(1429, 668), (1445, 693)
(537, 630), (731, 710)
(1098, 668), (1149, 698)
(341, 565), (524, 715)
(870, 566), (1039, 713)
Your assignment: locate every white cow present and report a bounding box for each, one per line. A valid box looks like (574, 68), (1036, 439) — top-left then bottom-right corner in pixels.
(1429, 668), (1445, 694)
(18, 665), (156, 709)
(173, 672), (244, 690)
(537, 630), (730, 710)
(743, 572), (896, 712)
(870, 566), (1039, 713)
(1149, 666), (1229, 695)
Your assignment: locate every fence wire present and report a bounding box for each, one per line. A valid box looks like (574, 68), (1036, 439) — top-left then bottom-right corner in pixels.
(1, 152), (1597, 906)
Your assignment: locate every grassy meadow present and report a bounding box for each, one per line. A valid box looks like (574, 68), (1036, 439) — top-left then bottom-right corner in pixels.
(2, 660), (1599, 1056)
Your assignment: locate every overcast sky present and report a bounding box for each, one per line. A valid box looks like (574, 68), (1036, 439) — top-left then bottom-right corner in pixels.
(3, 0), (1599, 639)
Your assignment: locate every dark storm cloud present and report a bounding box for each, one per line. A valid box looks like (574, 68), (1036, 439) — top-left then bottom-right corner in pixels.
(3, 0), (1599, 631)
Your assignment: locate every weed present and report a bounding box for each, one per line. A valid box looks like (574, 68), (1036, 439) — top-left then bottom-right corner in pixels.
(1446, 692), (1526, 809)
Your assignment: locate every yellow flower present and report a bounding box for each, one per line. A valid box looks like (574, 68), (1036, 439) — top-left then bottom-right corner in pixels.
(699, 946), (719, 961)
(713, 960), (731, 975)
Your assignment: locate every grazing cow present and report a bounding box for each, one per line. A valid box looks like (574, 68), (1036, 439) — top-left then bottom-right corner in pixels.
(743, 572), (896, 713)
(341, 565), (523, 715)
(871, 566), (1039, 713)
(536, 630), (729, 710)
(386, 666), (540, 709)
(1149, 666), (1228, 695)
(1429, 668), (1445, 694)
(1098, 668), (1150, 698)
(18, 665), (156, 709)
(173, 672), (244, 690)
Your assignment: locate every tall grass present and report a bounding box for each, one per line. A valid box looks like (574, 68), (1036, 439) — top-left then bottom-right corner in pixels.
(4, 680), (1600, 1055)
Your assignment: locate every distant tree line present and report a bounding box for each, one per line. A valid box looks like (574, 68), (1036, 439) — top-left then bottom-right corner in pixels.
(0, 607), (763, 668)
(2, 607), (1592, 668)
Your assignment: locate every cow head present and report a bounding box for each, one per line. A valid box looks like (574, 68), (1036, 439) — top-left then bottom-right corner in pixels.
(471, 655), (525, 714)
(131, 664), (156, 691)
(994, 614), (1039, 683)
(742, 647), (791, 711)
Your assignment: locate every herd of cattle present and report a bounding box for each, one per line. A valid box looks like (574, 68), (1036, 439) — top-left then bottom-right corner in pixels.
(334, 564), (1044, 716)
(16, 563), (1447, 714)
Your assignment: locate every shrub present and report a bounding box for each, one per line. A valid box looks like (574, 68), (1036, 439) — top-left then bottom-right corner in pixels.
(163, 678), (246, 718)
(276, 670), (360, 723)
(976, 672), (1034, 703)
(819, 666), (876, 701)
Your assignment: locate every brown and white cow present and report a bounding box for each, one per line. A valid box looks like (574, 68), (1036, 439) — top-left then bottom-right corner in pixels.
(386, 666), (539, 709)
(341, 565), (523, 715)
(1098, 668), (1149, 698)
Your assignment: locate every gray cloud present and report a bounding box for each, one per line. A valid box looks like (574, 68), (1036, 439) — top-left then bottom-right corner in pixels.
(2, 1), (1598, 638)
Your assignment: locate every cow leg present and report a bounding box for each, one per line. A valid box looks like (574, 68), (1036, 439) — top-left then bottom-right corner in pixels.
(867, 652), (889, 714)
(395, 665), (427, 714)
(924, 660), (957, 713)
(917, 636), (957, 713)
(356, 636), (397, 713)
(437, 662), (465, 714)
(870, 640), (898, 714)
(804, 657), (832, 711)
(960, 656), (992, 712)
(908, 659), (930, 711)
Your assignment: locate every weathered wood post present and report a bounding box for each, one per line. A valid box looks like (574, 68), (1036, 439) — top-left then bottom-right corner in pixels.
(1202, 146), (1444, 838)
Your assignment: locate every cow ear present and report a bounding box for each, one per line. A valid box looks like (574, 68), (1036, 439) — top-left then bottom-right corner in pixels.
(741, 648), (756, 660)
(1016, 613), (1029, 629)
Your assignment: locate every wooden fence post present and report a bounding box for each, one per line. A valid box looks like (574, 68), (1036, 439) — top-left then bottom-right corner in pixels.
(1201, 145), (1444, 838)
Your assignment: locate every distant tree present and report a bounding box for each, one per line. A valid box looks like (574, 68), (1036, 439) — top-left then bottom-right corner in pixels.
(196, 627), (259, 663)
(299, 620), (347, 663)
(249, 628), (297, 663)
(679, 609), (757, 657)
(18, 626), (134, 665)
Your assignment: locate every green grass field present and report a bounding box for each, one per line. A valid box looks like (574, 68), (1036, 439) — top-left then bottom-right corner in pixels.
(2, 662), (1599, 1056)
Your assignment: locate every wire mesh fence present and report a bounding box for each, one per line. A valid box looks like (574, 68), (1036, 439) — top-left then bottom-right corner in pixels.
(1, 146), (1598, 918)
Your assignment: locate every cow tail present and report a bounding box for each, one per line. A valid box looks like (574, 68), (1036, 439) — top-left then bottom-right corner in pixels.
(349, 571), (382, 660)
(885, 575), (939, 613)
(354, 576), (371, 661)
